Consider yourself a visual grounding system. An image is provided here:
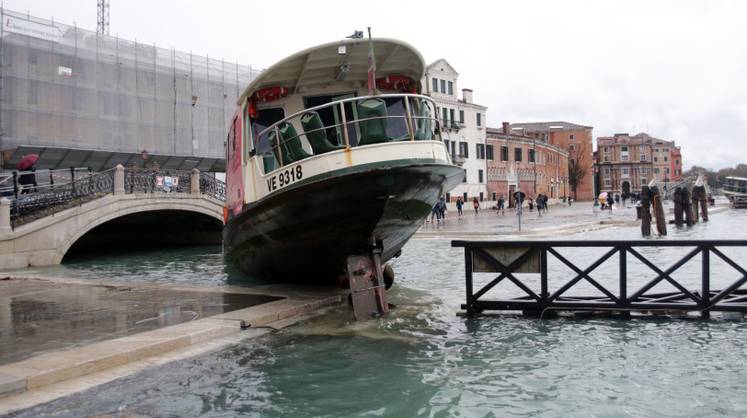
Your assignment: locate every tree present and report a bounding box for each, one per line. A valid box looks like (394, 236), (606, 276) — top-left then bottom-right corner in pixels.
(568, 151), (588, 200)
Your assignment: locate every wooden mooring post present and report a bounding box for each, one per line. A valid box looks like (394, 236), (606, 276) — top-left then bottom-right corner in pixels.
(641, 185), (652, 236)
(673, 187), (684, 226)
(651, 186), (667, 236)
(683, 187), (695, 226)
(692, 185), (708, 222)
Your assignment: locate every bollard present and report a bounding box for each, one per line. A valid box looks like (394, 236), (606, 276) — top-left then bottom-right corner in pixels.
(191, 168), (200, 194)
(0, 198), (11, 231)
(114, 164), (125, 195)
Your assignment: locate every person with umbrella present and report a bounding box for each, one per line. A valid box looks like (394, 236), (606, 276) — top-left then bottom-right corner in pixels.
(17, 154), (39, 194)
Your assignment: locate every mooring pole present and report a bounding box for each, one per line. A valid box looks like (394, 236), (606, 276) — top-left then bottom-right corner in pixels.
(651, 186), (667, 236)
(673, 187), (683, 226)
(641, 186), (652, 236)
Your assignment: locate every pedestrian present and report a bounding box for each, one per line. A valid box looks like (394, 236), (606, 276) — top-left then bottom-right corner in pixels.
(473, 197), (480, 214)
(528, 197), (534, 211)
(438, 196), (447, 222)
(497, 195), (505, 215)
(608, 195), (614, 210)
(429, 201), (440, 223)
(568, 195), (572, 206)
(456, 197), (463, 217)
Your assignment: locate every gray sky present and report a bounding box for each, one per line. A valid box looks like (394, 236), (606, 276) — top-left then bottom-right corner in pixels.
(9, 0), (747, 169)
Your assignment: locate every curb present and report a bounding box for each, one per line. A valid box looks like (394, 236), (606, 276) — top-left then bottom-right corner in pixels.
(0, 295), (341, 399)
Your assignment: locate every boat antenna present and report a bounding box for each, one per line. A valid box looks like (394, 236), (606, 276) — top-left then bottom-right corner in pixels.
(367, 27), (376, 96)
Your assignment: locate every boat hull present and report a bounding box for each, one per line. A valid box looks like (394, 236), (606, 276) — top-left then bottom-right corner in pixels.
(223, 160), (462, 284)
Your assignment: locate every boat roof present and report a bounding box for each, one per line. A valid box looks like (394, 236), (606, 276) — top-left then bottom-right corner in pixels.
(726, 176), (747, 182)
(237, 38), (425, 105)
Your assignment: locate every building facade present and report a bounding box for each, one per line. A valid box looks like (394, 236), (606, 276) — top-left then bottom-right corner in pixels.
(508, 121), (594, 200)
(0, 8), (258, 172)
(424, 59), (488, 202)
(486, 124), (569, 205)
(596, 132), (684, 196)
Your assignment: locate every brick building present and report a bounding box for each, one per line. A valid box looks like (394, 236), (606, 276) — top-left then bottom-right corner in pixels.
(508, 121), (594, 200)
(596, 132), (684, 197)
(486, 123), (569, 206)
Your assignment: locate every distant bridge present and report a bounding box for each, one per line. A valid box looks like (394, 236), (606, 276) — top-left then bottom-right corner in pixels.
(0, 166), (225, 270)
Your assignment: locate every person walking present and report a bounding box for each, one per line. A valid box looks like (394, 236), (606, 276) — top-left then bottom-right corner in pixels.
(456, 197), (464, 217)
(438, 196), (447, 222)
(472, 197), (480, 214)
(497, 195), (505, 215)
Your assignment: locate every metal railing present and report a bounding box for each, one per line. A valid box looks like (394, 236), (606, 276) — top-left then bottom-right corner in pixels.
(453, 240), (747, 319)
(3, 167), (226, 227)
(252, 94), (444, 173)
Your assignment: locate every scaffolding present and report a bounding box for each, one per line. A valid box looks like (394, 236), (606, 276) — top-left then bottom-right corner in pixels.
(0, 8), (260, 172)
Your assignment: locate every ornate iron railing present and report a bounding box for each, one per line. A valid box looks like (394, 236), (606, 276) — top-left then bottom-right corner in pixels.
(3, 167), (226, 228)
(200, 173), (226, 201)
(9, 169), (115, 225)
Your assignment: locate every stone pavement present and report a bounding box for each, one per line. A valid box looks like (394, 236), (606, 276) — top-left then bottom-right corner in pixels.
(418, 201), (640, 237)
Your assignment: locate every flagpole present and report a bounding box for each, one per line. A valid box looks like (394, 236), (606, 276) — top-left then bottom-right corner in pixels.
(367, 27), (376, 96)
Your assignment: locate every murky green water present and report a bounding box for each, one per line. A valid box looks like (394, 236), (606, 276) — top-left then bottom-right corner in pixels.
(11, 210), (747, 417)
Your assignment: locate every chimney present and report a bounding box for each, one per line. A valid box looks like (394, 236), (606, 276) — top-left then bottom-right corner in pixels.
(462, 88), (473, 104)
(502, 122), (509, 134)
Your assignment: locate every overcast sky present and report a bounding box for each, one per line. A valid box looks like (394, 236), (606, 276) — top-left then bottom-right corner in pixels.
(9, 0), (747, 169)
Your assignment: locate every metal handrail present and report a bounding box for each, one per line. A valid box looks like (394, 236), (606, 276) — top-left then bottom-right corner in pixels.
(252, 94), (442, 173)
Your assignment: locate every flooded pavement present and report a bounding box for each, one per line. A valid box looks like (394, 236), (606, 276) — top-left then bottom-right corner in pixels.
(0, 279), (279, 365)
(3, 206), (747, 417)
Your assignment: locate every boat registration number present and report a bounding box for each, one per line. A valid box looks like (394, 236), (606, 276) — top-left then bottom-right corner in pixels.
(267, 165), (303, 192)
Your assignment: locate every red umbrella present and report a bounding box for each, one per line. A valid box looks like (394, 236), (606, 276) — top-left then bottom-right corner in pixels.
(17, 154), (39, 171)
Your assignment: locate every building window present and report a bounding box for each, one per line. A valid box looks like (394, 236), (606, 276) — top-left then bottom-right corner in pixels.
(654, 168), (660, 174)
(570, 134), (575, 140)
(604, 179), (611, 186)
(641, 178), (648, 186)
(569, 144), (575, 151)
(501, 146), (509, 161)
(664, 148), (669, 153)
(448, 81), (453, 95)
(665, 168), (670, 175)
(459, 141), (469, 158)
(444, 140), (450, 154)
(440, 79), (446, 93)
(432, 78), (438, 92)
(476, 144), (485, 159)
(459, 110), (464, 124)
(641, 154), (647, 161)
(449, 109), (455, 125)
(476, 113), (482, 127)
(675, 159), (680, 165)
(478, 169), (484, 183)
(603, 156), (609, 162)
(462, 169), (467, 183)
(442, 108), (448, 124)
(622, 167), (629, 177)
(514, 148), (522, 162)
(486, 145), (494, 160)
(654, 157), (658, 162)
(604, 146), (609, 152)
(603, 167), (610, 174)
(664, 156), (668, 162)
(528, 149), (535, 163)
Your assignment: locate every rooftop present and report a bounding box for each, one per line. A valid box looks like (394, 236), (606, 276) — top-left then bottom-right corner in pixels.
(509, 121), (593, 132)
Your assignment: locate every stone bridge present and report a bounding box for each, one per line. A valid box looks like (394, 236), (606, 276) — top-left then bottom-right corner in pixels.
(0, 166), (225, 270)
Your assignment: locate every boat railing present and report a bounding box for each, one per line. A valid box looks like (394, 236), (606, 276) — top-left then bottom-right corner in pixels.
(252, 94), (445, 173)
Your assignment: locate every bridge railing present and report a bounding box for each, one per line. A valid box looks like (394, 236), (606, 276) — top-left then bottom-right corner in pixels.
(0, 166), (226, 229)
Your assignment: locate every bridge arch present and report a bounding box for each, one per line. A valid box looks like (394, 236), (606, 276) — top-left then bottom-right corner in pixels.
(58, 196), (224, 262)
(0, 193), (225, 269)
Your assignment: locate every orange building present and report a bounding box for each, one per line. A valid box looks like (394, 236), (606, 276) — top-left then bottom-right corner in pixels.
(486, 124), (570, 205)
(508, 121), (594, 200)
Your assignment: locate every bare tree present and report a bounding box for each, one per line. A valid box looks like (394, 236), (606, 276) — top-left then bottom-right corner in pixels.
(568, 151), (588, 200)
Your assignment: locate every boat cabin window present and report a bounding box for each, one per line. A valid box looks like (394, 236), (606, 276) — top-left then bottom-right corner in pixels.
(303, 93), (357, 146)
(251, 107), (285, 155)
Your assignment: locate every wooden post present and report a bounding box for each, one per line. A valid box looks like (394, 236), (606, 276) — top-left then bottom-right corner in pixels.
(693, 185), (709, 222)
(651, 186), (667, 236)
(692, 195), (700, 223)
(673, 187), (683, 226)
(683, 187), (694, 226)
(641, 186), (652, 236)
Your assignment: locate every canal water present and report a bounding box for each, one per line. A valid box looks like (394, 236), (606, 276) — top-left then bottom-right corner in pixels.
(11, 209), (747, 417)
